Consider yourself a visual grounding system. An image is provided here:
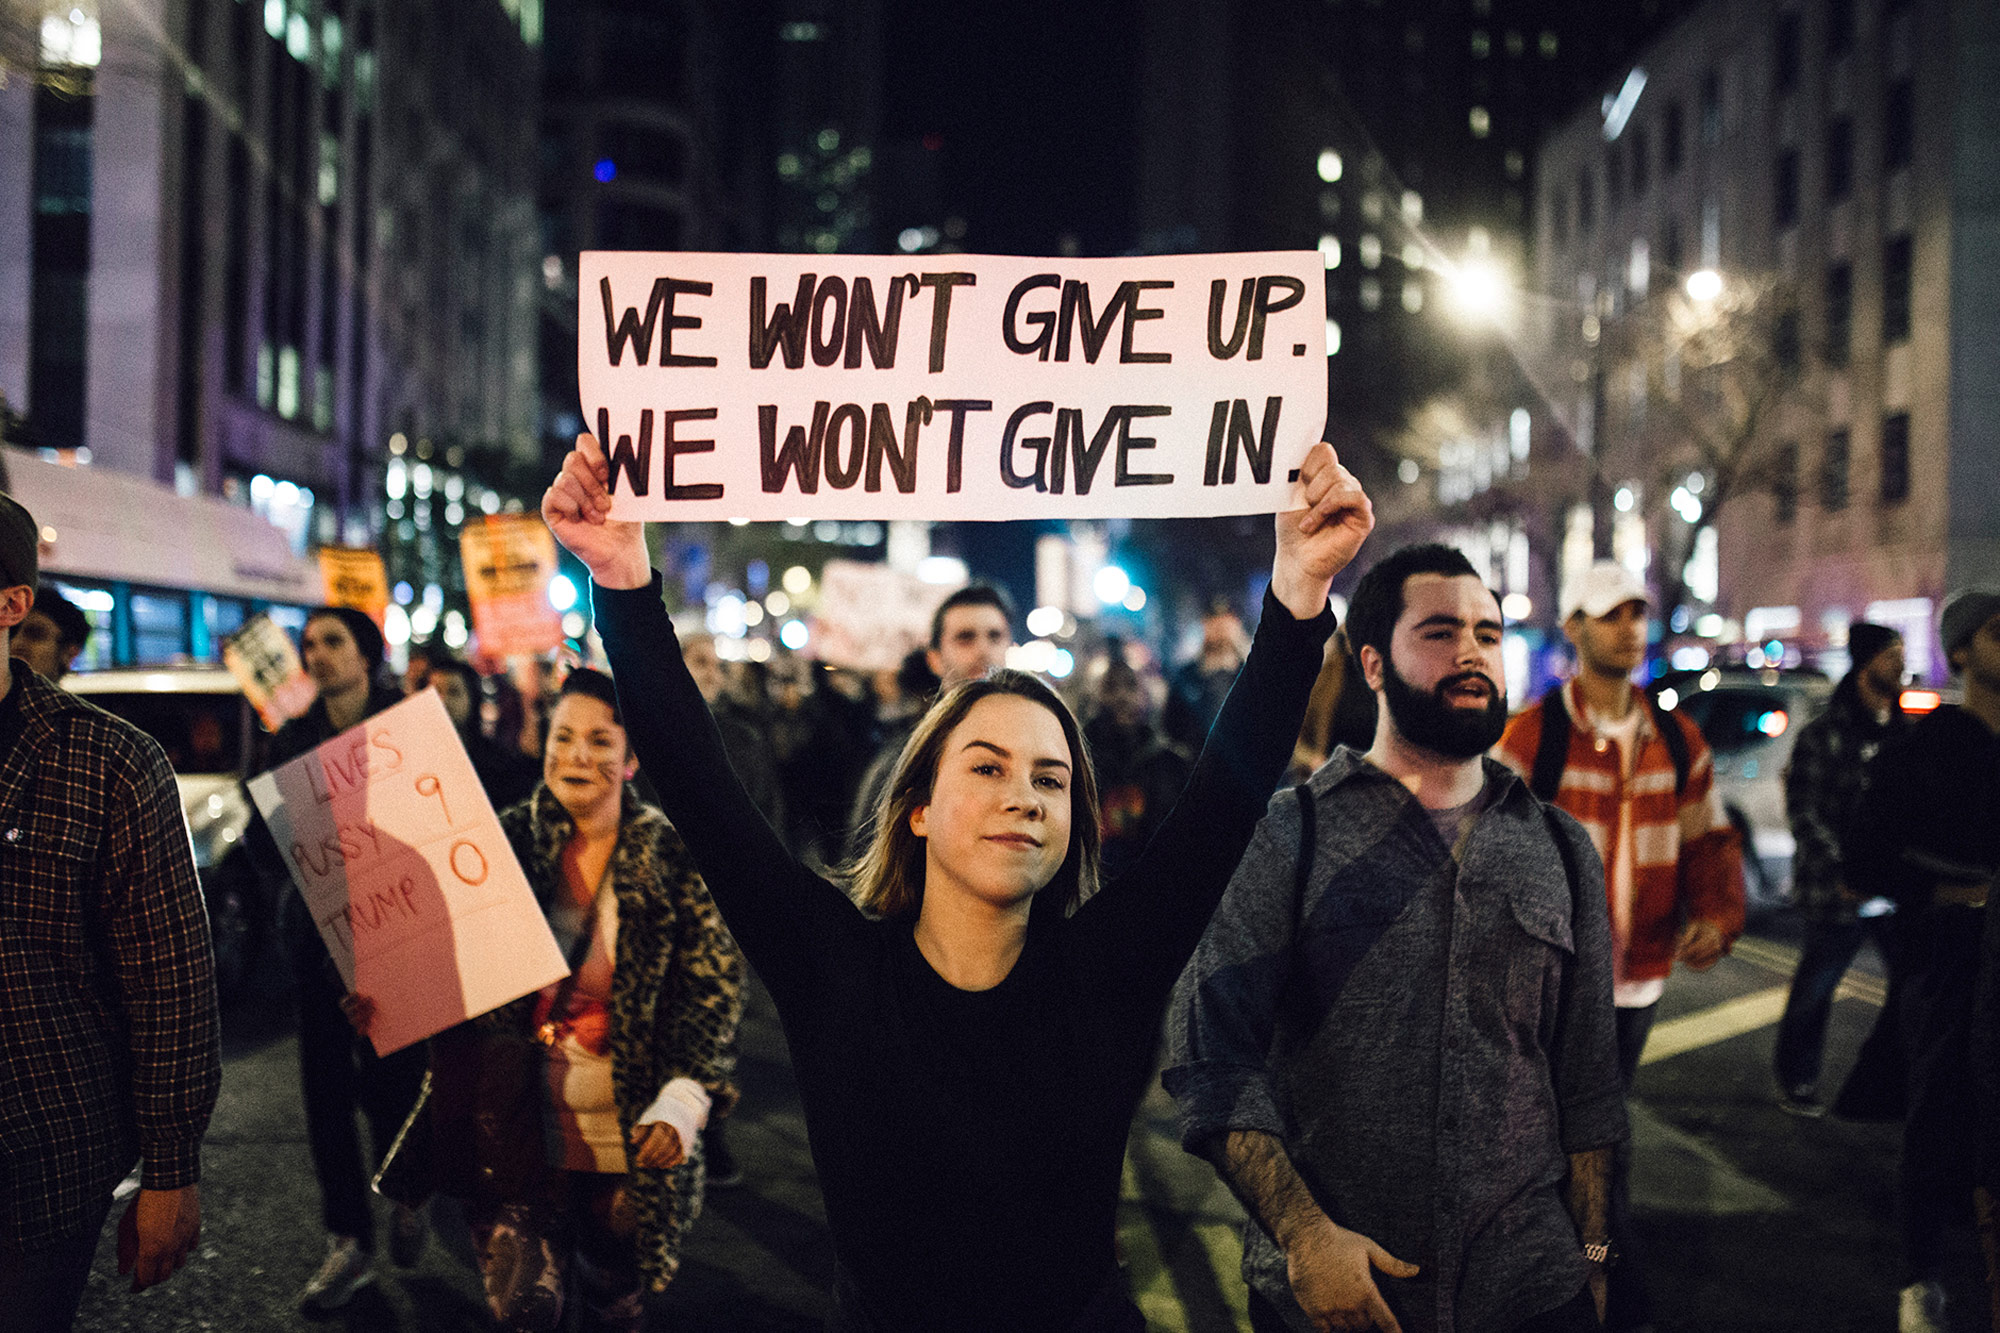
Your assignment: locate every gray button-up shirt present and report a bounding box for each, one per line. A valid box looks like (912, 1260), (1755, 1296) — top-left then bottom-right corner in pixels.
(1165, 750), (1627, 1333)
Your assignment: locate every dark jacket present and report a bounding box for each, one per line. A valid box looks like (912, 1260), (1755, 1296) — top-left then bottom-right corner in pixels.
(0, 669), (220, 1247)
(1783, 674), (1903, 918)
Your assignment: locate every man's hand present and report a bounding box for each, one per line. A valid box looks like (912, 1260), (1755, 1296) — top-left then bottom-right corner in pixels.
(117, 1183), (200, 1291)
(541, 433), (651, 590)
(1283, 1212), (1418, 1332)
(1674, 919), (1726, 970)
(1271, 441), (1374, 621)
(632, 1121), (685, 1170)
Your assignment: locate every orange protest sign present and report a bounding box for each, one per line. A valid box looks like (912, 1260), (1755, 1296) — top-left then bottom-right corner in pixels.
(317, 546), (390, 625)
(460, 514), (565, 655)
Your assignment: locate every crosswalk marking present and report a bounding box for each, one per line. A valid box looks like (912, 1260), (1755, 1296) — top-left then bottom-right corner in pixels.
(1119, 1156), (1190, 1333)
(1192, 1222), (1252, 1332)
(1641, 985), (1792, 1065)
(1729, 934), (1887, 1006)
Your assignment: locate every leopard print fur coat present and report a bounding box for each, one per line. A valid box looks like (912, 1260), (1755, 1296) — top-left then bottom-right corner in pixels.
(493, 782), (745, 1291)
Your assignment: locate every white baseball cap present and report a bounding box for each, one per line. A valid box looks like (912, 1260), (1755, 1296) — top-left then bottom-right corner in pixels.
(1561, 561), (1650, 621)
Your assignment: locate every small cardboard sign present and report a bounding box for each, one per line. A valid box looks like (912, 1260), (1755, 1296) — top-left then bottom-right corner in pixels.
(461, 515), (566, 656)
(579, 250), (1329, 522)
(223, 613), (317, 731)
(246, 690), (568, 1055)
(317, 547), (390, 626)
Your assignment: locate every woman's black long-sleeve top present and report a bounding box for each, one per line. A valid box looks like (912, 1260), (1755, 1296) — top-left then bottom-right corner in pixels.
(594, 574), (1333, 1332)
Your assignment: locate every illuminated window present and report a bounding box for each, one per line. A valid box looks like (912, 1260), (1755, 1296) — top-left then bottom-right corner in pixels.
(1469, 106), (1492, 138)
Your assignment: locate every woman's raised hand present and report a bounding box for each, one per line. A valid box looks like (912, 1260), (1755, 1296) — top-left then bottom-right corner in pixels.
(1270, 441), (1374, 620)
(541, 433), (652, 590)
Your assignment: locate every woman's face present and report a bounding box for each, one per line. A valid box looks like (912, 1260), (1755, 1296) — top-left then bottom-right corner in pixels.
(543, 693), (634, 820)
(910, 694), (1074, 911)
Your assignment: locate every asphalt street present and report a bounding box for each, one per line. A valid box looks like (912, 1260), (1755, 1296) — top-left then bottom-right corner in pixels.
(67, 918), (1993, 1332)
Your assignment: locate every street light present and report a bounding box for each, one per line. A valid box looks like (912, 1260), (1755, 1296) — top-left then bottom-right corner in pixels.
(1443, 255), (1513, 326)
(1684, 268), (1723, 302)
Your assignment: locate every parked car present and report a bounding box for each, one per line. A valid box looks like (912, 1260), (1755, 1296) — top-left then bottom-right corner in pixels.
(1649, 666), (1833, 911)
(64, 667), (276, 1002)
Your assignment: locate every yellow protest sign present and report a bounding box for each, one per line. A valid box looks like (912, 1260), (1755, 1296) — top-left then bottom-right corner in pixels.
(317, 546), (390, 625)
(461, 514), (565, 655)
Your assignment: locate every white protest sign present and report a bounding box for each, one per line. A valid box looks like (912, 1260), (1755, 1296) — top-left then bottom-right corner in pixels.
(247, 690), (568, 1055)
(579, 251), (1327, 522)
(810, 559), (956, 671)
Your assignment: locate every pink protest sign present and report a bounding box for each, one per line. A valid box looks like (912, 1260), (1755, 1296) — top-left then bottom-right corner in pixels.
(247, 690), (567, 1054)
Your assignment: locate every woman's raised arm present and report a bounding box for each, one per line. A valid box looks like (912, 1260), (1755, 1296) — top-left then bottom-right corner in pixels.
(543, 434), (858, 989)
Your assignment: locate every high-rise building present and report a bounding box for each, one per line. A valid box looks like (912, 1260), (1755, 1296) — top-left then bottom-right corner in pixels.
(1137, 0), (1695, 447)
(1531, 0), (1995, 677)
(0, 0), (541, 549)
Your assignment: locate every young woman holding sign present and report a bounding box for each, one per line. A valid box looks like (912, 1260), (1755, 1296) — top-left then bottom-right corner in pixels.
(541, 431), (1372, 1332)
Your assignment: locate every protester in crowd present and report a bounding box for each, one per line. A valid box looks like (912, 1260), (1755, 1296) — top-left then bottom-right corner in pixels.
(8, 586), (90, 680)
(675, 630), (771, 1189)
(426, 656), (541, 810)
(1774, 622), (1909, 1117)
(1285, 625), (1377, 784)
(364, 668), (744, 1331)
(681, 630), (784, 837)
(761, 649), (869, 869)
(1167, 543), (1622, 1333)
(0, 493), (219, 1331)
(1847, 588), (2000, 1333)
(542, 430), (1370, 1331)
(1084, 640), (1192, 882)
(401, 641), (457, 696)
(845, 583), (1017, 859)
(254, 605), (431, 1310)
(1495, 560), (1746, 1333)
(1164, 599), (1248, 751)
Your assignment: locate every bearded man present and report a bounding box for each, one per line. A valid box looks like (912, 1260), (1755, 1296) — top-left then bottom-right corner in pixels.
(1167, 543), (1625, 1333)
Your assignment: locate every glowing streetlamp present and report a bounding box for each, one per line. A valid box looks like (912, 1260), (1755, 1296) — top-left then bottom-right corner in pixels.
(1684, 268), (1723, 303)
(1443, 256), (1513, 327)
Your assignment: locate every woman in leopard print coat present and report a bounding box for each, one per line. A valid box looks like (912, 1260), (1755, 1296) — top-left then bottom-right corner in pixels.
(414, 670), (744, 1329)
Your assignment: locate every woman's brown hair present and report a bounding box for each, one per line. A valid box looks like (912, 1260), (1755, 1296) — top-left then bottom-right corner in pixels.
(846, 669), (1103, 919)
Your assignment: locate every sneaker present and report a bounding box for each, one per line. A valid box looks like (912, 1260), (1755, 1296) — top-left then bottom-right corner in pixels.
(1778, 1083), (1827, 1118)
(389, 1201), (429, 1267)
(299, 1236), (374, 1311)
(1898, 1280), (1946, 1333)
(705, 1120), (744, 1189)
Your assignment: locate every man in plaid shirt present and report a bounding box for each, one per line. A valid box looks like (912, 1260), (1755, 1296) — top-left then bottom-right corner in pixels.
(0, 492), (220, 1330)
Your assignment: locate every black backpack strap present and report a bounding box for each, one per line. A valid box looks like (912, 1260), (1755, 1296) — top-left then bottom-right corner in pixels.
(1293, 783), (1316, 902)
(1540, 801), (1583, 914)
(1529, 684), (1573, 802)
(1648, 693), (1692, 797)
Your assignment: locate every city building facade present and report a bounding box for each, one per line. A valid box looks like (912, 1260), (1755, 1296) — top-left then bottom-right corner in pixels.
(0, 0), (542, 664)
(1531, 0), (1996, 679)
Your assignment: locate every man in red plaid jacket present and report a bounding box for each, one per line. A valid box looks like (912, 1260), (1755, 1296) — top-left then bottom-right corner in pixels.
(1497, 561), (1745, 1333)
(0, 492), (219, 1331)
